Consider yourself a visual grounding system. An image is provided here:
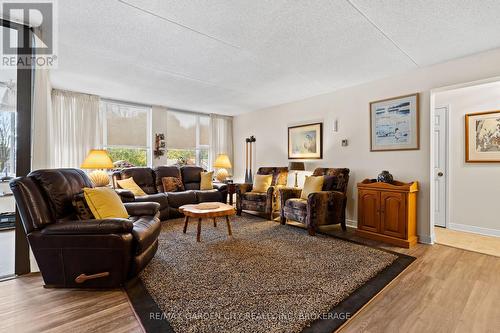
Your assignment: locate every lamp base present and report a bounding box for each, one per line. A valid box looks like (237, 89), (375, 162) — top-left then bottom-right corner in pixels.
(215, 168), (229, 182)
(89, 170), (110, 187)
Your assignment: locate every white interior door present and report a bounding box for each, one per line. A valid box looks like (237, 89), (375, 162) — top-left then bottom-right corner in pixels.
(433, 106), (448, 227)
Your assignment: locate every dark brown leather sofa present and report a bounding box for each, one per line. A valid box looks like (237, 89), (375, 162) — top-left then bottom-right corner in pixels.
(112, 166), (228, 220)
(10, 169), (161, 288)
(280, 168), (350, 235)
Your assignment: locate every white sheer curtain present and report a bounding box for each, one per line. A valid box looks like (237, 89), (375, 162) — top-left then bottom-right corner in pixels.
(50, 90), (102, 168)
(31, 67), (52, 170)
(210, 114), (233, 173)
(31, 26), (53, 170)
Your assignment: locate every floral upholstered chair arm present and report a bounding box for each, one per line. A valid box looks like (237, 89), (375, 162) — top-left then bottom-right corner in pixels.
(271, 184), (286, 213)
(306, 191), (346, 229)
(236, 183), (253, 195)
(279, 187), (302, 208)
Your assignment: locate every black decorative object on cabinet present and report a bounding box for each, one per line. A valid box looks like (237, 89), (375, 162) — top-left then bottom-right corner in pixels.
(377, 170), (393, 183)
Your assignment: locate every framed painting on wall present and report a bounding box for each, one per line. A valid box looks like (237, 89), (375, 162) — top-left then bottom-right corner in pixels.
(288, 122), (323, 159)
(465, 110), (500, 162)
(370, 93), (419, 151)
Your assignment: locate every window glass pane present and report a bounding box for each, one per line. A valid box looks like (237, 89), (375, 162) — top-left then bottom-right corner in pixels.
(105, 102), (149, 147)
(166, 149), (196, 166)
(166, 111), (196, 149)
(108, 147), (148, 167)
(198, 148), (209, 170)
(0, 26), (17, 278)
(199, 116), (210, 146)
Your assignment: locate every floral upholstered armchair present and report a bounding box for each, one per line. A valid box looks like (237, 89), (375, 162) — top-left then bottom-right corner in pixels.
(279, 168), (350, 236)
(236, 167), (288, 220)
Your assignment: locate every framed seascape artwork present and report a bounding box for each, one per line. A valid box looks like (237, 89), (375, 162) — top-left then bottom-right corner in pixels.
(288, 122), (323, 159)
(370, 93), (419, 151)
(465, 110), (500, 162)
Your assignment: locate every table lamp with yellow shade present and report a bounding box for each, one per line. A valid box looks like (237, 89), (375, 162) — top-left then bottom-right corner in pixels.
(81, 149), (114, 187)
(213, 154), (232, 182)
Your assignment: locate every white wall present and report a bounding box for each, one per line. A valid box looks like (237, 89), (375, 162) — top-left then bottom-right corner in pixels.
(233, 47), (500, 243)
(435, 81), (500, 236)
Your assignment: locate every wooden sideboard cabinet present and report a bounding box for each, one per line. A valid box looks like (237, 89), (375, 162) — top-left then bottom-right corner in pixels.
(356, 179), (418, 248)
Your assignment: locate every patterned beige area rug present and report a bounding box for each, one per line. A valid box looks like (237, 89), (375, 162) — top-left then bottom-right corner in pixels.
(129, 215), (413, 333)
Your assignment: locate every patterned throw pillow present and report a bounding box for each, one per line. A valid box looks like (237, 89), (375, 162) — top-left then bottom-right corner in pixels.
(162, 176), (185, 192)
(72, 192), (94, 220)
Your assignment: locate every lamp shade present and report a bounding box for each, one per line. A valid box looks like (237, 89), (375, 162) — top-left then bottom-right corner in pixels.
(81, 149), (114, 169)
(213, 154), (232, 169)
(288, 162), (305, 171)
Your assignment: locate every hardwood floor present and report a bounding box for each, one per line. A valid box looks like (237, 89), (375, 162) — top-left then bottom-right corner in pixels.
(0, 274), (142, 333)
(0, 225), (498, 333)
(320, 225), (500, 333)
(435, 226), (500, 257)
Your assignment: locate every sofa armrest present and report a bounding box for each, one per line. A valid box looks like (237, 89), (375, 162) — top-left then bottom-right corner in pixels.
(213, 182), (228, 192)
(306, 191), (346, 227)
(41, 219), (134, 235)
(236, 183), (253, 195)
(115, 189), (135, 203)
(124, 202), (160, 217)
(279, 187), (302, 205)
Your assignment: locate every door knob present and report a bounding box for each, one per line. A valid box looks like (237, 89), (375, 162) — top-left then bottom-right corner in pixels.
(437, 172), (443, 177)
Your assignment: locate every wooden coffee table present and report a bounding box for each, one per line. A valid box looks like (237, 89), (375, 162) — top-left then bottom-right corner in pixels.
(179, 203), (236, 242)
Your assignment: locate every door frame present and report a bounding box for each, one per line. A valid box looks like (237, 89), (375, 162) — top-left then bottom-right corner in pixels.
(0, 19), (34, 276)
(429, 75), (500, 243)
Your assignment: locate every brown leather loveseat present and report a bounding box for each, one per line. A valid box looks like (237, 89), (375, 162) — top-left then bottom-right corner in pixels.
(112, 165), (228, 220)
(10, 169), (161, 288)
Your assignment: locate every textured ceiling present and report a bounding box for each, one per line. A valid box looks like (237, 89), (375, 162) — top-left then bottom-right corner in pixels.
(50, 0), (500, 115)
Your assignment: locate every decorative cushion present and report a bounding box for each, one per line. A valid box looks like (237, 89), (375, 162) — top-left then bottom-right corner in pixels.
(300, 176), (324, 199)
(72, 193), (94, 220)
(117, 177), (147, 196)
(200, 171), (214, 190)
(83, 187), (129, 219)
(162, 176), (185, 192)
(252, 174), (273, 193)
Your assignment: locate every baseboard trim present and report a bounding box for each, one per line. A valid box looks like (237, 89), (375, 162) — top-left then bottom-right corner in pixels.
(346, 219), (357, 227)
(418, 234), (434, 245)
(448, 223), (500, 238)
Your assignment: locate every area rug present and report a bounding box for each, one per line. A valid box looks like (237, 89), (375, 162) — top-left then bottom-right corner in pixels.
(126, 215), (414, 333)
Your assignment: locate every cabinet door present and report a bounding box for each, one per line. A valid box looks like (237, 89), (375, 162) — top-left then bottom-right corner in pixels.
(380, 192), (406, 239)
(358, 189), (380, 233)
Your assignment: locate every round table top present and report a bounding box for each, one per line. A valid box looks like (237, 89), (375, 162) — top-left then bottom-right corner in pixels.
(179, 203), (236, 218)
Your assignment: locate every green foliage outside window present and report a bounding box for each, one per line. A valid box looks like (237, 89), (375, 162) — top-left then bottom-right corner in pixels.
(166, 149), (196, 166)
(107, 147), (147, 166)
(166, 149), (209, 169)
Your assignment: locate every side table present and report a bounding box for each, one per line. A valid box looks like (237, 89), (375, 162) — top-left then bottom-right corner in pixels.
(226, 183), (237, 206)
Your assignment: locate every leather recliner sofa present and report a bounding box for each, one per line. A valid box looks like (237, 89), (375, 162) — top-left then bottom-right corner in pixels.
(10, 168), (161, 288)
(112, 165), (228, 220)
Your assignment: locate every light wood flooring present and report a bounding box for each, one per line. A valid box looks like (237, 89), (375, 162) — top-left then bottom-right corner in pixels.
(435, 227), (500, 257)
(0, 224), (499, 333)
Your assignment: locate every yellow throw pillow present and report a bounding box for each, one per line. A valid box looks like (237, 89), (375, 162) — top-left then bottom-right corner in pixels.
(200, 171), (214, 190)
(301, 176), (325, 199)
(116, 177), (147, 196)
(83, 187), (129, 219)
(252, 174), (273, 193)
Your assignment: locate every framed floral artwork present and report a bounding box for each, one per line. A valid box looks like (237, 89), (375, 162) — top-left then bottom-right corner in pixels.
(288, 123), (323, 159)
